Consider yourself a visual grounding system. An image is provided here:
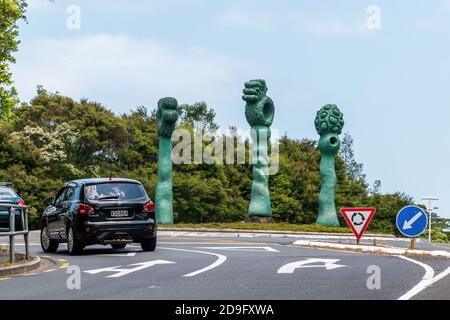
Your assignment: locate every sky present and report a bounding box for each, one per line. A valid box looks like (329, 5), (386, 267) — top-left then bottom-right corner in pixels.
(11, 0), (450, 218)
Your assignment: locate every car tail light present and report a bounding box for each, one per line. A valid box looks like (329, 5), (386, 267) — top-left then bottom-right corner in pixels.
(77, 203), (95, 214)
(143, 201), (155, 213)
(18, 199), (25, 206)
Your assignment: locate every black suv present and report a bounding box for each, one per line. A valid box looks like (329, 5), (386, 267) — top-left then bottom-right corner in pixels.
(40, 178), (157, 255)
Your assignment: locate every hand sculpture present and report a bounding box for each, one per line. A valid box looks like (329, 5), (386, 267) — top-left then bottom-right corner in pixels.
(157, 97), (179, 138)
(155, 97), (179, 224)
(314, 104), (345, 227)
(243, 80), (275, 218)
(243, 79), (275, 128)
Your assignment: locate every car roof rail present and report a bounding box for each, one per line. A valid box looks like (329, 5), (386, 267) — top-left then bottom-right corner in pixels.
(0, 182), (13, 187)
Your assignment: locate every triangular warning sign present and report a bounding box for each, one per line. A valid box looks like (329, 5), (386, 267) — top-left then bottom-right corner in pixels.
(340, 208), (376, 240)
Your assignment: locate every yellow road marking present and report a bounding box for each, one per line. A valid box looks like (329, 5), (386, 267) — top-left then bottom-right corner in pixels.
(0, 277), (12, 281)
(44, 269), (56, 273)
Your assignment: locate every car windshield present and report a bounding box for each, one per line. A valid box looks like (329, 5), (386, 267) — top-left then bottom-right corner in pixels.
(0, 186), (17, 199)
(84, 183), (146, 201)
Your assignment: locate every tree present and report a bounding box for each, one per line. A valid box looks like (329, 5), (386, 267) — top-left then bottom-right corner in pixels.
(0, 88), (416, 231)
(339, 132), (366, 183)
(370, 179), (382, 195)
(0, 0), (27, 121)
(178, 101), (219, 133)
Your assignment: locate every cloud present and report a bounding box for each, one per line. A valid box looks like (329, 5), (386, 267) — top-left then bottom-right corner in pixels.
(12, 34), (250, 113)
(218, 9), (273, 31)
(292, 14), (368, 36)
(218, 8), (367, 36)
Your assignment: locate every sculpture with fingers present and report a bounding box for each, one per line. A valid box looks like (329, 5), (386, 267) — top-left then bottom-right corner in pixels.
(155, 97), (179, 224)
(314, 104), (345, 227)
(242, 79), (275, 219)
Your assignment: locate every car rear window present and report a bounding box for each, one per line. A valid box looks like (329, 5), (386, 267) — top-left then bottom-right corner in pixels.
(84, 183), (146, 201)
(0, 186), (17, 198)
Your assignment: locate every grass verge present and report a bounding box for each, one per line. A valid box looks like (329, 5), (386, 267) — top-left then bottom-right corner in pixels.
(159, 222), (389, 234)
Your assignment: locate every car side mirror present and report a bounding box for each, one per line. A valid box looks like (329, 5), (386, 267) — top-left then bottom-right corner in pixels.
(43, 198), (54, 207)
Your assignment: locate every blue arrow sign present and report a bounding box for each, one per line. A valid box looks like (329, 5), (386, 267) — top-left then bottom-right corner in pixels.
(396, 205), (428, 238)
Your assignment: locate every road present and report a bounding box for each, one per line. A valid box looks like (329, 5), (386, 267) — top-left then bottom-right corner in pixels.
(0, 232), (449, 300)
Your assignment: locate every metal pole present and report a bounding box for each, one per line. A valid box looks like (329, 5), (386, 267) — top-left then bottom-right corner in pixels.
(24, 208), (29, 260)
(428, 200), (432, 243)
(410, 239), (415, 250)
(9, 207), (15, 264)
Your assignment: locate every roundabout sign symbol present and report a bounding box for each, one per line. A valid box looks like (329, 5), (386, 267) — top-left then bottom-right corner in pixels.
(340, 207), (376, 241)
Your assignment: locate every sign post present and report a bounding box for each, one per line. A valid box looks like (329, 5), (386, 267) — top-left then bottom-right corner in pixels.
(340, 208), (376, 245)
(396, 205), (428, 249)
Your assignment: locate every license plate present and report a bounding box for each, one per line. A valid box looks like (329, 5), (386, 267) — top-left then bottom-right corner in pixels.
(110, 210), (129, 217)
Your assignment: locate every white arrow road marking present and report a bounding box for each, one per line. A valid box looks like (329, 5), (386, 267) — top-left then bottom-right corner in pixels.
(84, 260), (175, 278)
(277, 258), (347, 274)
(159, 247), (227, 277)
(403, 212), (423, 230)
(197, 246), (279, 253)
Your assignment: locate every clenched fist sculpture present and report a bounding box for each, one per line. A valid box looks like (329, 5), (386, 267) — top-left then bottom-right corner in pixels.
(243, 80), (275, 219)
(314, 104), (345, 227)
(155, 97), (179, 224)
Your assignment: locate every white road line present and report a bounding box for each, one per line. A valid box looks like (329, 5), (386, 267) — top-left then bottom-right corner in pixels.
(197, 246), (279, 253)
(159, 246), (227, 277)
(158, 242), (263, 245)
(433, 267), (450, 283)
(397, 255), (435, 300)
(96, 252), (138, 257)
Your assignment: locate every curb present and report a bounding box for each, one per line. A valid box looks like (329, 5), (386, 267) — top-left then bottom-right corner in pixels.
(158, 227), (397, 240)
(291, 240), (450, 258)
(0, 255), (41, 277)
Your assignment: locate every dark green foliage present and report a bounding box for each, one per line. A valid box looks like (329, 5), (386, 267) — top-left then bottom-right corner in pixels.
(0, 0), (27, 121)
(0, 88), (421, 232)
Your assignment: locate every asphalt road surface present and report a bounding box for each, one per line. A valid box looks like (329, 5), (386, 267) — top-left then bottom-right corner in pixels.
(0, 233), (449, 300)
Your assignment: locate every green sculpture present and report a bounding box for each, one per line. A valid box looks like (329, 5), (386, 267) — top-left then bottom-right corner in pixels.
(155, 97), (179, 224)
(242, 79), (275, 219)
(314, 104), (345, 227)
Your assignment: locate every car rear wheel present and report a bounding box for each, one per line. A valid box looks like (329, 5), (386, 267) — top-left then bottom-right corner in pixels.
(67, 226), (83, 256)
(111, 244), (127, 250)
(40, 225), (59, 253)
(141, 236), (157, 252)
